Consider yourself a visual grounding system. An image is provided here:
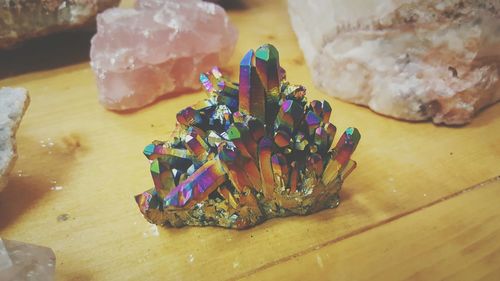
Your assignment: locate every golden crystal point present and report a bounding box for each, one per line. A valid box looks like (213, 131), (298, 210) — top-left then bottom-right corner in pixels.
(321, 159), (341, 186)
(289, 161), (299, 193)
(258, 136), (275, 198)
(137, 44), (361, 229)
(307, 154), (323, 177)
(218, 186), (239, 209)
(341, 160), (357, 180)
(271, 153), (288, 188)
(243, 157), (263, 192)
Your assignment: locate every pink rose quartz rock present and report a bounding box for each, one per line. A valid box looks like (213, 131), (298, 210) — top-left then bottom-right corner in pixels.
(90, 0), (238, 111)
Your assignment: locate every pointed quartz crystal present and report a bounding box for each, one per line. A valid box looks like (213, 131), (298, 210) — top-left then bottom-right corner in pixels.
(258, 137), (275, 198)
(255, 44), (281, 93)
(322, 128), (361, 185)
(239, 50), (266, 123)
(271, 153), (288, 189)
(0, 239), (55, 281)
(256, 44), (282, 126)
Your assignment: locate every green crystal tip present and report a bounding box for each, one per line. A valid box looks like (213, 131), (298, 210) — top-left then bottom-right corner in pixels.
(143, 144), (155, 157)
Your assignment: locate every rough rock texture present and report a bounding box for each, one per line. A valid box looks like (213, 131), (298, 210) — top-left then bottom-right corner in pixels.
(0, 239), (55, 281)
(0, 87), (30, 192)
(90, 0), (238, 111)
(0, 0), (120, 49)
(288, 0), (500, 125)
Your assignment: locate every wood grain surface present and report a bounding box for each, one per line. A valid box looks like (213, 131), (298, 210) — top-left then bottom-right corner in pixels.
(0, 0), (499, 280)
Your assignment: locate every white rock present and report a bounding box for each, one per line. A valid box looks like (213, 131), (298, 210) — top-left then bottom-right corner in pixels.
(0, 239), (55, 281)
(0, 87), (30, 191)
(288, 0), (500, 124)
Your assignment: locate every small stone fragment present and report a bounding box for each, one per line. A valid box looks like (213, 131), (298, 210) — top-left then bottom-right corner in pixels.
(0, 239), (55, 281)
(90, 0), (238, 110)
(0, 87), (30, 192)
(56, 213), (70, 222)
(288, 0), (500, 125)
(0, 0), (120, 49)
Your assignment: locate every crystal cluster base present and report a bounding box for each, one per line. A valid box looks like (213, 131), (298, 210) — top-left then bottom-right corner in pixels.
(135, 44), (361, 229)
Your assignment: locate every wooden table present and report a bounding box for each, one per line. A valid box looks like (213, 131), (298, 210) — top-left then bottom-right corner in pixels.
(1, 0), (499, 280)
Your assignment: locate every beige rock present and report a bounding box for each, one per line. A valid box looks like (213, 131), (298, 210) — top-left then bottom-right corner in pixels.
(288, 0), (500, 124)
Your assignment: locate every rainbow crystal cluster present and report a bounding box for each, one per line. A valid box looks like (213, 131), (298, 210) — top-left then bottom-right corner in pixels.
(135, 44), (361, 229)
